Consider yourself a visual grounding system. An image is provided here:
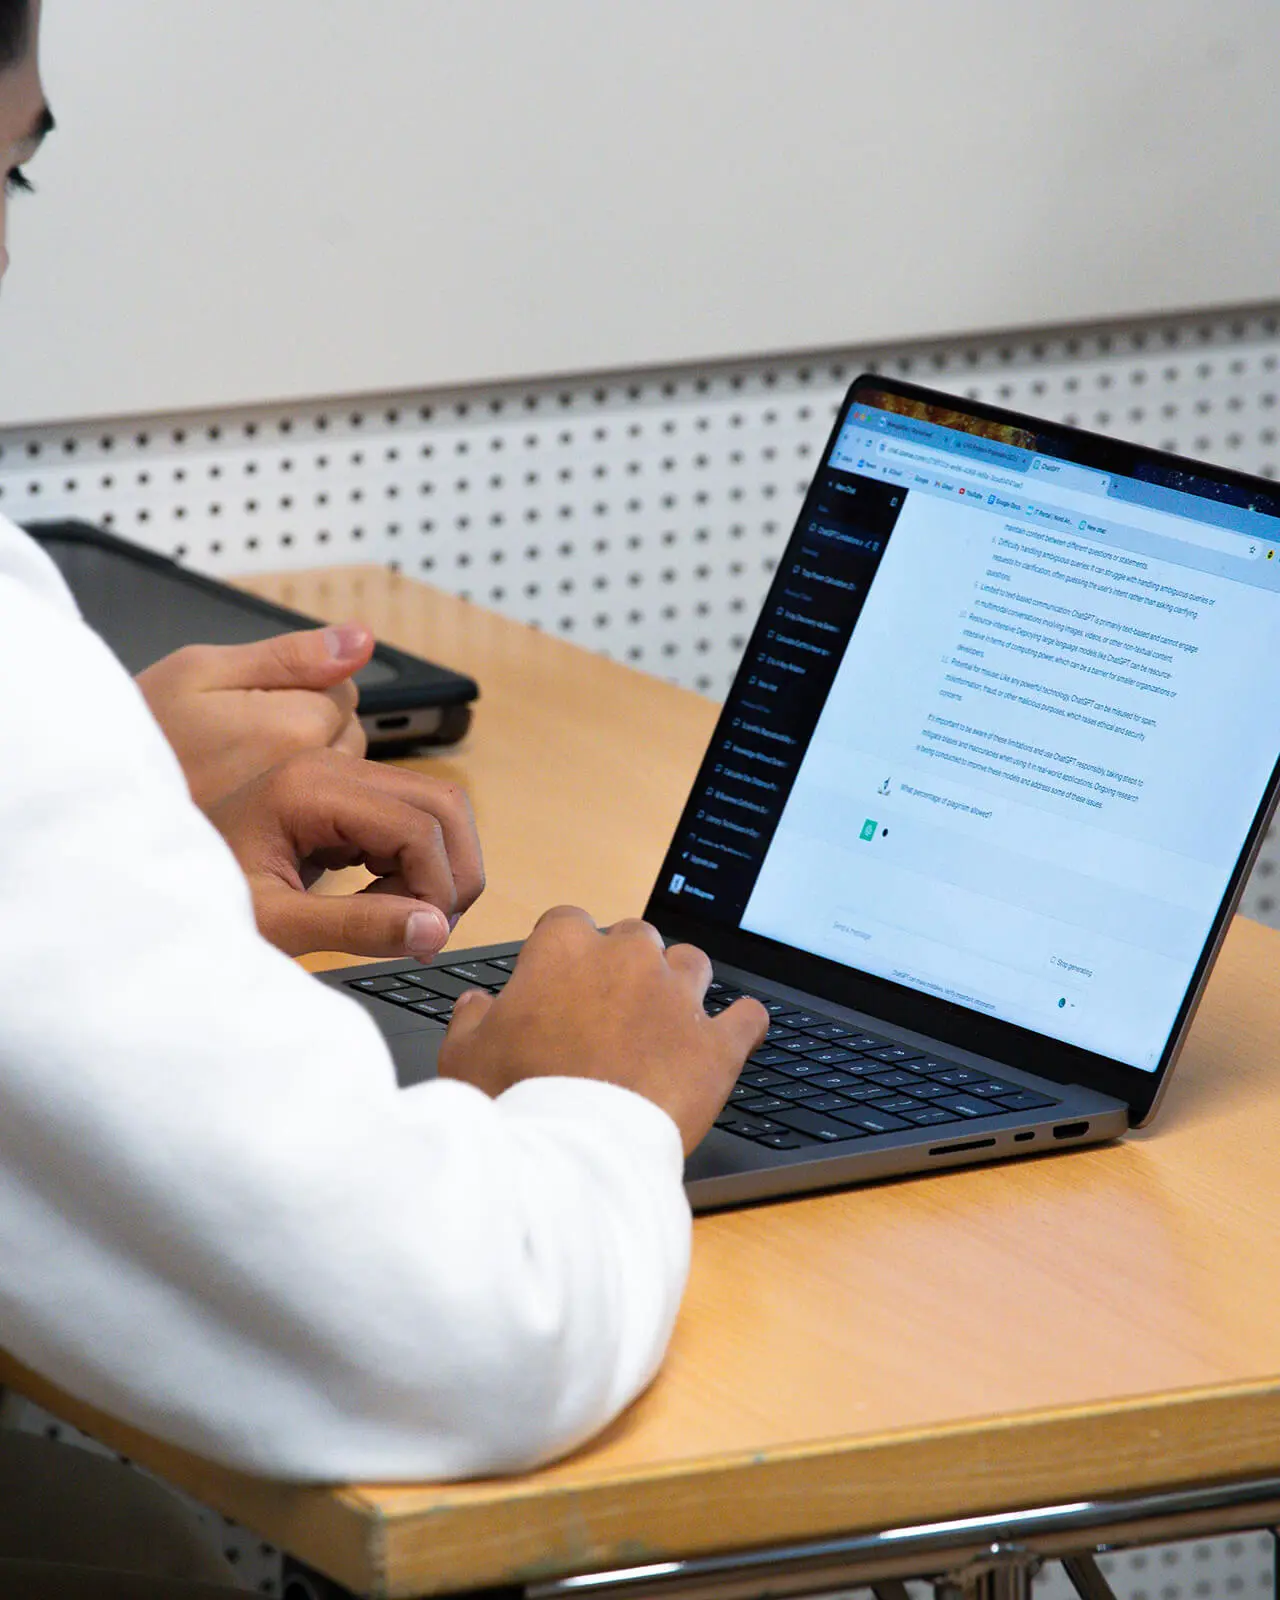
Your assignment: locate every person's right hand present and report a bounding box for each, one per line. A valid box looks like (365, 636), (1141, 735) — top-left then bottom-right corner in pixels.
(437, 907), (769, 1154)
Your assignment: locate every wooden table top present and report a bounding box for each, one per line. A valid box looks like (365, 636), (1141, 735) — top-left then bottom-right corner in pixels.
(6, 566), (1280, 1600)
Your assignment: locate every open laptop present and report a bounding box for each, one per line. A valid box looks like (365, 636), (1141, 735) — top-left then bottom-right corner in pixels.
(321, 375), (1280, 1210)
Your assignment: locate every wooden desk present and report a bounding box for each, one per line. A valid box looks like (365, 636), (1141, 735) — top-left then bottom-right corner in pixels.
(5, 567), (1280, 1598)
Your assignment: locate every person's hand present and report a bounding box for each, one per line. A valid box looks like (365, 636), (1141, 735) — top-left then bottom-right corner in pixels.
(208, 749), (484, 958)
(137, 624), (375, 811)
(438, 907), (768, 1154)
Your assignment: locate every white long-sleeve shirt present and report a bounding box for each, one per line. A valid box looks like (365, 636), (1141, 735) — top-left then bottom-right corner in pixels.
(0, 513), (690, 1481)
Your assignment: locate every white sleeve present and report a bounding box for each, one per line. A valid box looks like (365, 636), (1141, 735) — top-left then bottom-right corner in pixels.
(0, 518), (691, 1481)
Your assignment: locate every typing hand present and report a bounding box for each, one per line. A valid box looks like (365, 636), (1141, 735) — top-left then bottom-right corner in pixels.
(209, 749), (485, 958)
(438, 907), (769, 1154)
(138, 624), (374, 811)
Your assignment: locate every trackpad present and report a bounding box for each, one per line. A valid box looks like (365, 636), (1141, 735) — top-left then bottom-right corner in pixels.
(390, 1028), (444, 1088)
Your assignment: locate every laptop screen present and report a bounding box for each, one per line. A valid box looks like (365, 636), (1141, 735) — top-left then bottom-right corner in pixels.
(654, 383), (1280, 1073)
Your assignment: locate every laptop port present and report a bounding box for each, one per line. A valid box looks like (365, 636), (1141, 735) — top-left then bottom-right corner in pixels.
(375, 714), (412, 731)
(929, 1137), (997, 1156)
(1053, 1121), (1089, 1140)
(1013, 1131), (1035, 1142)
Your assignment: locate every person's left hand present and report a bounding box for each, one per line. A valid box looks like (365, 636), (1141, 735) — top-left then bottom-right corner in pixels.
(137, 624), (375, 811)
(209, 748), (485, 958)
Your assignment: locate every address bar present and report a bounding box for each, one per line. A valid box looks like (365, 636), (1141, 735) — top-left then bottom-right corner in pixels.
(875, 441), (1261, 560)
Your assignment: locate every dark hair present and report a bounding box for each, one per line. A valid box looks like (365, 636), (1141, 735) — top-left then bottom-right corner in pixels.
(0, 0), (29, 70)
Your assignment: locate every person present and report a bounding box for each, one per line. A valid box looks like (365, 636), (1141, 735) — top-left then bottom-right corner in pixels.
(0, 0), (765, 1536)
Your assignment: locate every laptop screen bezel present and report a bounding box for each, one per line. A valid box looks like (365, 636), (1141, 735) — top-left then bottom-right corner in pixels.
(644, 374), (1280, 1125)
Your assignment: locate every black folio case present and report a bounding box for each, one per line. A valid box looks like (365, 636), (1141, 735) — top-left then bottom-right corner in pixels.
(26, 520), (479, 753)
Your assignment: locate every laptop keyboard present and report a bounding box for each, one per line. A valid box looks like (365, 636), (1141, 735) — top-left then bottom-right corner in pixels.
(346, 963), (1061, 1151)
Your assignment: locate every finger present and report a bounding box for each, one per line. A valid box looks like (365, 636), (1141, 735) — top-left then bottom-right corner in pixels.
(444, 987), (494, 1045)
(330, 715), (368, 760)
(711, 996), (770, 1062)
(530, 904), (599, 935)
(327, 762), (485, 913)
(198, 625), (375, 692)
(664, 941), (714, 996)
(326, 677), (360, 719)
(257, 883), (450, 959)
(275, 765), (462, 916)
(604, 916), (666, 952)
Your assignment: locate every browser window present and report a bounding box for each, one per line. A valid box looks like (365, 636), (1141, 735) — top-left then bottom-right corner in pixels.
(660, 397), (1280, 1071)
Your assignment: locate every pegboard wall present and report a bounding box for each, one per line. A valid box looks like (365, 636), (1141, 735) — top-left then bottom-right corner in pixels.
(1, 300), (1278, 927)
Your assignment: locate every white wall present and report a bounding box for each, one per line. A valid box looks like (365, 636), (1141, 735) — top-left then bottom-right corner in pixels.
(1, 0), (1278, 427)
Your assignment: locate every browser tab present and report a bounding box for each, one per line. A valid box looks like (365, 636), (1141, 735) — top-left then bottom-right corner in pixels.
(1028, 456), (1111, 494)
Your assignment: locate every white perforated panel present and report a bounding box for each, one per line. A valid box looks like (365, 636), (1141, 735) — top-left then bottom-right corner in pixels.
(2, 302), (1279, 922)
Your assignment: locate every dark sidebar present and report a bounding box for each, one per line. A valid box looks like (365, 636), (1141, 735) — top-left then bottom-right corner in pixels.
(654, 470), (906, 926)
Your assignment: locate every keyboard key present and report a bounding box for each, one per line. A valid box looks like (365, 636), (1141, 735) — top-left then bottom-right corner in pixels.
(803, 1093), (855, 1112)
(995, 1090), (1059, 1111)
(728, 1083), (757, 1102)
(443, 961), (512, 989)
(407, 996), (451, 1016)
(776, 1036), (822, 1054)
(403, 970), (478, 1001)
(966, 1081), (1020, 1098)
(707, 980), (739, 998)
(748, 1048), (791, 1067)
(867, 1070), (919, 1089)
(488, 954), (519, 972)
(757, 1132), (810, 1150)
(805, 1022), (857, 1040)
(930, 1067), (983, 1086)
(760, 998), (794, 1017)
(740, 1068), (788, 1090)
(830, 1107), (911, 1135)
(771, 1081), (826, 1101)
(904, 1107), (962, 1126)
(843, 1033), (893, 1052)
(865, 1045), (925, 1064)
(810, 1071), (862, 1089)
(738, 1096), (788, 1115)
(937, 1095), (1001, 1119)
(348, 973), (412, 994)
(769, 1107), (865, 1142)
(806, 1047), (861, 1065)
(771, 1058), (826, 1077)
(914, 1056), (960, 1074)
(772, 1011), (826, 1031)
(715, 1114), (786, 1138)
(764, 1024), (799, 1044)
(380, 986), (432, 1006)
(874, 1095), (929, 1114)
(902, 1080), (951, 1100)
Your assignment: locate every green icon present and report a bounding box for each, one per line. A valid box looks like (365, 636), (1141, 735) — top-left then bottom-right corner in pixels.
(859, 818), (878, 842)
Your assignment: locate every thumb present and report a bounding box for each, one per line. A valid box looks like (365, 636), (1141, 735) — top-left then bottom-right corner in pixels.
(257, 885), (451, 959)
(205, 624), (375, 692)
(444, 986), (495, 1044)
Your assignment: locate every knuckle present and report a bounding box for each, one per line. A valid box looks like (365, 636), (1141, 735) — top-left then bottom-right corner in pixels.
(169, 643), (212, 678)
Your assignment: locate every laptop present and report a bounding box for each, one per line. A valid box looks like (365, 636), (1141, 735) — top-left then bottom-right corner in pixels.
(321, 375), (1280, 1210)
(26, 520), (479, 754)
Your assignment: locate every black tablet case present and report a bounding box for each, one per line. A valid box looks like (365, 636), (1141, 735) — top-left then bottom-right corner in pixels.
(25, 520), (478, 752)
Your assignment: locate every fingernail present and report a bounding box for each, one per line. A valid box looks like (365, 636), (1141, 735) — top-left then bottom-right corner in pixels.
(448, 913), (460, 932)
(406, 907), (449, 955)
(324, 623), (370, 660)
